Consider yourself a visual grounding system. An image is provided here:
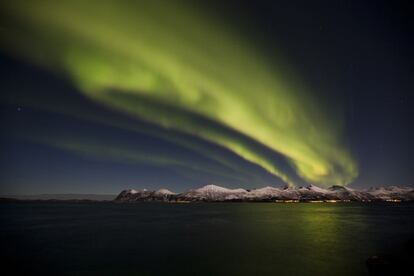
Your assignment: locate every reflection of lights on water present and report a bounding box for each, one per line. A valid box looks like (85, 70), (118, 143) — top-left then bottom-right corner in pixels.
(385, 199), (402, 202)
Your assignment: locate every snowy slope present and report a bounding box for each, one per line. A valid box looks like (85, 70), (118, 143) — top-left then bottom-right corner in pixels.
(366, 186), (414, 201)
(178, 184), (248, 201)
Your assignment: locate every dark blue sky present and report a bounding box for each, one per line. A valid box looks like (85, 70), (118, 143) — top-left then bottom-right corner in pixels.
(1, 0), (413, 194)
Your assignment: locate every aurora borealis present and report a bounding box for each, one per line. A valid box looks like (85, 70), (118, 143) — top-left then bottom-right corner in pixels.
(0, 0), (413, 194)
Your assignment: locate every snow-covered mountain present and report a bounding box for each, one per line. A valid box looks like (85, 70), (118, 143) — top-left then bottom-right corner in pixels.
(290, 185), (333, 200)
(366, 186), (414, 201)
(326, 185), (375, 201)
(152, 189), (177, 200)
(177, 184), (248, 201)
(115, 184), (414, 202)
(245, 186), (285, 200)
(115, 188), (176, 202)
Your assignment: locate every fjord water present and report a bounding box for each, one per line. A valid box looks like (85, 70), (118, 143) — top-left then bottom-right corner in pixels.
(1, 203), (413, 275)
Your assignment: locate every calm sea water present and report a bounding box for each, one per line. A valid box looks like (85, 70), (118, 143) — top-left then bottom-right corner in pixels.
(1, 202), (413, 275)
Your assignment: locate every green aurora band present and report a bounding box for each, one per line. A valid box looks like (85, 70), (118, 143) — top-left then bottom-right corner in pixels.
(0, 0), (358, 186)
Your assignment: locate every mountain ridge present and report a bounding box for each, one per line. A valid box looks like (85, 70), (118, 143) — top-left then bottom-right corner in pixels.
(115, 184), (414, 202)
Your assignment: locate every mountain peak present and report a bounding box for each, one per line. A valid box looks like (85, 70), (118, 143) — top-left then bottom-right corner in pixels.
(328, 185), (349, 192)
(154, 189), (176, 195)
(195, 184), (246, 193)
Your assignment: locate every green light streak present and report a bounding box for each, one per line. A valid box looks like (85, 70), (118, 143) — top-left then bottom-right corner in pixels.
(0, 0), (358, 186)
(30, 133), (253, 185)
(2, 88), (276, 187)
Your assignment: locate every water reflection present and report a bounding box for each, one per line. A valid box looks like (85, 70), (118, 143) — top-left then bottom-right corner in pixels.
(229, 203), (372, 275)
(1, 202), (413, 275)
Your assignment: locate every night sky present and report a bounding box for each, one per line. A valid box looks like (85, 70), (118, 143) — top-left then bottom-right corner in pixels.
(0, 0), (413, 195)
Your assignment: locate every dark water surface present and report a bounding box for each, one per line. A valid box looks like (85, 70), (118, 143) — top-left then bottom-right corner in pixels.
(1, 202), (413, 275)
